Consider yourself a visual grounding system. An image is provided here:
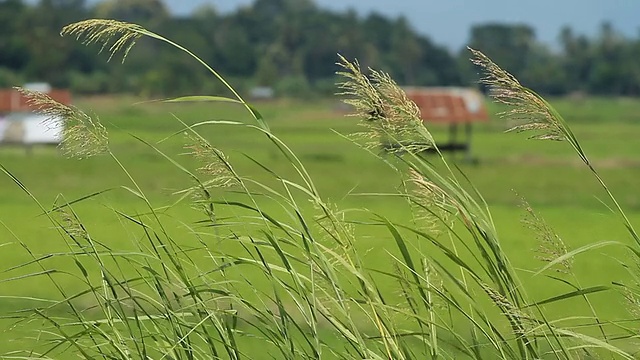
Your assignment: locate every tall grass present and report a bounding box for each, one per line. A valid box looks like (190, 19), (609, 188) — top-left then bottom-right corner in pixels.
(1, 19), (639, 359)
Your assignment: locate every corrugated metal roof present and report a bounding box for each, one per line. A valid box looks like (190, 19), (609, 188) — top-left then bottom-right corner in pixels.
(0, 88), (71, 113)
(404, 87), (489, 124)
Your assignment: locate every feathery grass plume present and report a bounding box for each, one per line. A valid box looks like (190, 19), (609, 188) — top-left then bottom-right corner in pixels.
(620, 257), (640, 318)
(184, 133), (237, 221)
(313, 200), (356, 253)
(422, 258), (445, 309)
(408, 168), (456, 236)
(469, 48), (566, 141)
(61, 19), (145, 63)
(336, 55), (434, 153)
(54, 202), (89, 242)
(16, 87), (108, 158)
(480, 282), (534, 341)
(520, 197), (572, 273)
(622, 287), (640, 320)
(184, 133), (237, 188)
(471, 49), (640, 248)
(393, 262), (420, 316)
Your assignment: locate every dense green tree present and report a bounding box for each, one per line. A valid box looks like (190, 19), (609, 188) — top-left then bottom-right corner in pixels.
(20, 0), (93, 86)
(388, 16), (423, 84)
(468, 23), (536, 77)
(0, 0), (29, 73)
(521, 44), (568, 95)
(94, 0), (169, 25)
(588, 22), (634, 95)
(559, 26), (593, 93)
(0, 0), (638, 96)
(214, 18), (257, 77)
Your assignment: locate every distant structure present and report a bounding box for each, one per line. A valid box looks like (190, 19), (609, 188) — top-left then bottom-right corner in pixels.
(249, 86), (275, 101)
(404, 87), (489, 160)
(0, 83), (70, 152)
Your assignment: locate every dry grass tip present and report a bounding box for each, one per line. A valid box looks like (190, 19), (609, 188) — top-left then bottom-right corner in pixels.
(16, 87), (108, 158)
(520, 197), (572, 273)
(408, 169), (456, 236)
(184, 133), (237, 189)
(469, 47), (567, 141)
(336, 55), (434, 153)
(61, 19), (147, 63)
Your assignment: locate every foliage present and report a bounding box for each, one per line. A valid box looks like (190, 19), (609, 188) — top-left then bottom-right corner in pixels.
(2, 0), (640, 96)
(1, 17), (640, 360)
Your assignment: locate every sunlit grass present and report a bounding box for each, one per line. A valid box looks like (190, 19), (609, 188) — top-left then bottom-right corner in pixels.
(1, 18), (640, 359)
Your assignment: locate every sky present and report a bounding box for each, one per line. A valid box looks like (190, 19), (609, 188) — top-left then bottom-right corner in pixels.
(158, 0), (640, 51)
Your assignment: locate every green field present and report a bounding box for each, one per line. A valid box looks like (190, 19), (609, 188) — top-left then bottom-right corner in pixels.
(1, 95), (640, 357)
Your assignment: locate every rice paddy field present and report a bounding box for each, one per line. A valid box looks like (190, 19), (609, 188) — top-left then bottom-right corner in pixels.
(1, 95), (640, 356)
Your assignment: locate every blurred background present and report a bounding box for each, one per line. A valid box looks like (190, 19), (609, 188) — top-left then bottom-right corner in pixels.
(1, 0), (640, 98)
(0, 3), (638, 248)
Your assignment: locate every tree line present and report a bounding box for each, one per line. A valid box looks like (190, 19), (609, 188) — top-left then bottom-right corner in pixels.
(1, 0), (639, 97)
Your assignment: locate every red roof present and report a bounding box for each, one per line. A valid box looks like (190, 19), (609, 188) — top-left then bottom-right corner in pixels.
(0, 88), (72, 113)
(404, 87), (489, 124)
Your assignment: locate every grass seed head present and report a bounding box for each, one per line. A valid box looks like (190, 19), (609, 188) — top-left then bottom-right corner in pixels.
(519, 197), (573, 273)
(336, 55), (434, 153)
(313, 200), (356, 253)
(480, 282), (533, 339)
(469, 47), (566, 141)
(184, 133), (238, 188)
(16, 87), (108, 158)
(408, 169), (456, 236)
(53, 197), (89, 242)
(61, 19), (146, 63)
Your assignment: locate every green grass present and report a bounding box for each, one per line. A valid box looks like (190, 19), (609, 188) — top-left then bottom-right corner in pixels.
(1, 94), (639, 357)
(2, 23), (640, 357)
